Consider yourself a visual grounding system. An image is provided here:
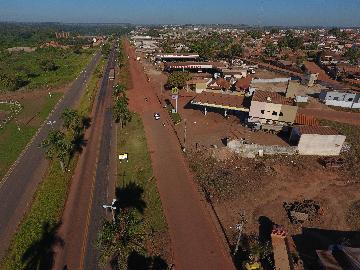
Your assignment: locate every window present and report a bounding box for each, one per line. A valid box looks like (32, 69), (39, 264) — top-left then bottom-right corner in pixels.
(279, 112), (284, 116)
(260, 110), (265, 114)
(333, 97), (339, 101)
(348, 98), (353, 101)
(272, 111), (278, 116)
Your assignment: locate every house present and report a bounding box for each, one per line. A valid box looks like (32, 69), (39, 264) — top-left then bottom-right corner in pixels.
(185, 78), (211, 93)
(290, 125), (346, 156)
(233, 76), (253, 92)
(319, 89), (360, 109)
(207, 78), (231, 91)
(248, 90), (298, 125)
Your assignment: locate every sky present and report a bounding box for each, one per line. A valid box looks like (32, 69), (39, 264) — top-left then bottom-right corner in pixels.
(0, 0), (359, 27)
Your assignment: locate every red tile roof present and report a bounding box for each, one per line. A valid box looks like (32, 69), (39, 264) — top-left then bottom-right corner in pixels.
(191, 92), (246, 110)
(235, 76), (253, 90)
(252, 90), (294, 106)
(294, 113), (319, 126)
(296, 125), (340, 136)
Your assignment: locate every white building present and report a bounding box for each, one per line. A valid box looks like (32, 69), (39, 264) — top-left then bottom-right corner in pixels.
(290, 125), (346, 156)
(319, 90), (360, 109)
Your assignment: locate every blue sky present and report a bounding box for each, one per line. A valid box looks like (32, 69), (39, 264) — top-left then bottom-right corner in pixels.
(0, 0), (359, 26)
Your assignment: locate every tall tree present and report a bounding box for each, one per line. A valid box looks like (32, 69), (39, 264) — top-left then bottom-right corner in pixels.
(41, 130), (72, 172)
(61, 108), (84, 138)
(113, 96), (132, 128)
(96, 210), (144, 270)
(113, 84), (126, 98)
(167, 71), (190, 89)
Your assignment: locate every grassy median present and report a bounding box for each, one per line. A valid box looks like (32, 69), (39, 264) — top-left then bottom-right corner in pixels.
(116, 113), (168, 254)
(1, 53), (104, 270)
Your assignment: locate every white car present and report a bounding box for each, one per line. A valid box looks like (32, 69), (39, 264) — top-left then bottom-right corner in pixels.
(154, 113), (160, 120)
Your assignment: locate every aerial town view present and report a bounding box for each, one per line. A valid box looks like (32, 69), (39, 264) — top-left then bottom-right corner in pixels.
(0, 1), (359, 270)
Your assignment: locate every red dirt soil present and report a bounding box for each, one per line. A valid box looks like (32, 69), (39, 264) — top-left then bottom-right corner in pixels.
(124, 40), (235, 270)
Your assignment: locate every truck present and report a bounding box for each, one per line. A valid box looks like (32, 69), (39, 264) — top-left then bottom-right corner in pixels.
(109, 68), (115, 80)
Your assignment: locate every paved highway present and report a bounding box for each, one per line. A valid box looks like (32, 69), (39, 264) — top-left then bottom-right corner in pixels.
(54, 45), (116, 270)
(0, 50), (101, 260)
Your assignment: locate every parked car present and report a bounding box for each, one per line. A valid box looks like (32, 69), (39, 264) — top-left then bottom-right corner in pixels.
(154, 113), (160, 120)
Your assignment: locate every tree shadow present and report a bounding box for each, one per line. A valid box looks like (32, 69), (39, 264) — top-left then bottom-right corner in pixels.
(22, 222), (64, 270)
(82, 116), (92, 129)
(71, 133), (88, 154)
(258, 216), (273, 244)
(127, 251), (168, 270)
(115, 182), (147, 214)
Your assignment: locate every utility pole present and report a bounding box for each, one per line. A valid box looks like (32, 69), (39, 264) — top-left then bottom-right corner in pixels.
(102, 199), (117, 222)
(183, 119), (187, 152)
(233, 212), (246, 256)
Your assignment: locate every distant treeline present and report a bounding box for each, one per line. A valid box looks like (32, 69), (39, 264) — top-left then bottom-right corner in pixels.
(0, 22), (133, 50)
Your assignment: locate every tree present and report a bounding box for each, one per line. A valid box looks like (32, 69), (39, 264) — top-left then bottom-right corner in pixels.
(167, 71), (190, 89)
(113, 96), (132, 128)
(40, 59), (58, 72)
(344, 47), (360, 65)
(102, 43), (111, 57)
(113, 84), (126, 98)
(96, 210), (144, 270)
(41, 130), (72, 172)
(278, 33), (303, 51)
(247, 30), (262, 40)
(264, 43), (278, 57)
(61, 108), (84, 138)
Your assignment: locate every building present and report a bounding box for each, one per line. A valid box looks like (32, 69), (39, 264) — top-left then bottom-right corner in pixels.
(319, 89), (360, 109)
(190, 91), (248, 117)
(155, 53), (200, 62)
(290, 125), (346, 156)
(185, 78), (211, 93)
(248, 90), (298, 125)
(164, 61), (225, 73)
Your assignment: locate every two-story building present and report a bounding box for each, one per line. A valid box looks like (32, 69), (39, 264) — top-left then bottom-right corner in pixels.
(248, 90), (298, 125)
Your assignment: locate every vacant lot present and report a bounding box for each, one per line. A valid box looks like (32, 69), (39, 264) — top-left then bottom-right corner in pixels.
(0, 47), (95, 91)
(0, 91), (62, 179)
(188, 121), (360, 247)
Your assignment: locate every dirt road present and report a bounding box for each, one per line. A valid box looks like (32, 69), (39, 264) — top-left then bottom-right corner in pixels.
(124, 41), (235, 270)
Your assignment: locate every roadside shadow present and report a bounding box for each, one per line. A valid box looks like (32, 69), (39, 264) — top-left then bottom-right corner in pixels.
(258, 216), (273, 244)
(22, 222), (64, 270)
(127, 251), (168, 270)
(82, 116), (92, 129)
(71, 133), (88, 155)
(115, 182), (147, 214)
(293, 227), (360, 270)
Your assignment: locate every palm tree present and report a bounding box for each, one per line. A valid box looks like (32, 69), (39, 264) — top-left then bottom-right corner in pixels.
(41, 130), (72, 172)
(113, 96), (131, 128)
(61, 108), (84, 137)
(96, 210), (144, 270)
(113, 84), (126, 99)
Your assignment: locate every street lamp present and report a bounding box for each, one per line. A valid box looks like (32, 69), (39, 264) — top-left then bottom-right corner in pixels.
(102, 199), (117, 222)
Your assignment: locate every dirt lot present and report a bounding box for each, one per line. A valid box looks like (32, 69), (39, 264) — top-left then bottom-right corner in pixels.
(188, 150), (360, 240)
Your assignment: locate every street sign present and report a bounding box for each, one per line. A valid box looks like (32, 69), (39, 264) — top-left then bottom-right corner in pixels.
(171, 87), (179, 95)
(171, 94), (178, 100)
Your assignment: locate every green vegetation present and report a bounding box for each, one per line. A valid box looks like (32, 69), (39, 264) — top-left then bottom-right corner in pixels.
(165, 102), (182, 125)
(0, 92), (62, 179)
(166, 71), (190, 89)
(97, 114), (167, 268)
(346, 200), (360, 230)
(344, 47), (360, 65)
(0, 47), (96, 91)
(278, 32), (303, 51)
(189, 32), (242, 60)
(1, 55), (105, 270)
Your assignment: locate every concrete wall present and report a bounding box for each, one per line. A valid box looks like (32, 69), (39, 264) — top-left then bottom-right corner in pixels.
(297, 134), (346, 156)
(325, 100), (353, 108)
(252, 78), (291, 83)
(279, 104), (298, 124)
(227, 140), (297, 158)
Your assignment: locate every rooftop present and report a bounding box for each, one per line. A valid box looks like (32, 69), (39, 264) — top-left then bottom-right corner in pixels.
(191, 91), (248, 111)
(296, 125), (340, 136)
(252, 90), (294, 106)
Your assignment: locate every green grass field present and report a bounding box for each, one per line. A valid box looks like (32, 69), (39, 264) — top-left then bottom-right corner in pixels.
(117, 113), (167, 238)
(1, 54), (104, 269)
(0, 92), (62, 179)
(0, 47), (96, 92)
